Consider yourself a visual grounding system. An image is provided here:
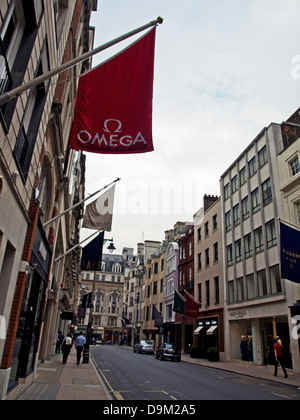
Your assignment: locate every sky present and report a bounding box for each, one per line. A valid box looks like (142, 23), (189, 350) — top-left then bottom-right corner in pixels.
(81, 0), (300, 254)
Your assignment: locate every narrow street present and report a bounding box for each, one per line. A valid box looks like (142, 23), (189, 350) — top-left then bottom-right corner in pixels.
(91, 346), (300, 401)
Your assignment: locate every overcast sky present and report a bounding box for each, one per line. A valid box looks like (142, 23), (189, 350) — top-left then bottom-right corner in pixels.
(81, 0), (300, 254)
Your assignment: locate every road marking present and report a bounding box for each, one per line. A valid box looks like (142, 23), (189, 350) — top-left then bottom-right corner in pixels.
(95, 364), (124, 400)
(272, 392), (292, 400)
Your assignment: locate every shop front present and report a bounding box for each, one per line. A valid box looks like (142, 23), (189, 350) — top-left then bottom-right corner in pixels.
(228, 310), (292, 369)
(9, 221), (52, 390)
(195, 317), (219, 359)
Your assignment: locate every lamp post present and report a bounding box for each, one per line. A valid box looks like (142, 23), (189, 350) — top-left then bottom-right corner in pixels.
(82, 238), (116, 363)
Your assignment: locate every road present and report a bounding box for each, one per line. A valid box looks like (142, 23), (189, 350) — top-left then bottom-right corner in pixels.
(91, 345), (300, 401)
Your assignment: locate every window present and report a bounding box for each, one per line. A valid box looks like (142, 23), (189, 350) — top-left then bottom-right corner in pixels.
(235, 239), (242, 262)
(244, 233), (252, 258)
(205, 222), (209, 237)
(153, 282), (157, 295)
(205, 280), (210, 307)
(205, 248), (210, 267)
(258, 269), (267, 297)
(231, 175), (238, 194)
(213, 214), (218, 231)
(251, 188), (260, 213)
(270, 265), (282, 294)
(112, 264), (122, 273)
(224, 183), (230, 200)
(249, 157), (257, 177)
(297, 203), (300, 226)
(228, 281), (234, 303)
(233, 204), (240, 226)
(154, 262), (158, 274)
(227, 244), (233, 266)
(262, 178), (272, 206)
(290, 156), (300, 176)
(166, 278), (174, 296)
(214, 277), (220, 305)
(197, 253), (202, 271)
(266, 219), (277, 248)
(213, 242), (219, 263)
(254, 227), (264, 253)
(0, 1), (25, 71)
(166, 304), (172, 319)
(14, 41), (50, 179)
(258, 145), (268, 168)
(197, 227), (202, 242)
(188, 240), (192, 256)
(240, 166), (247, 186)
(189, 266), (192, 282)
(225, 210), (232, 231)
(237, 277), (244, 302)
(198, 284), (202, 308)
(242, 196), (249, 220)
(246, 274), (255, 299)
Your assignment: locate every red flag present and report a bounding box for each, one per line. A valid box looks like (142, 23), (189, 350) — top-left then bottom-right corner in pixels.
(185, 291), (199, 318)
(69, 27), (156, 154)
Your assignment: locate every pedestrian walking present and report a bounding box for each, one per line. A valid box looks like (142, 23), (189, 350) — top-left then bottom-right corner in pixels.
(75, 332), (86, 365)
(273, 338), (288, 378)
(61, 334), (73, 364)
(55, 331), (64, 353)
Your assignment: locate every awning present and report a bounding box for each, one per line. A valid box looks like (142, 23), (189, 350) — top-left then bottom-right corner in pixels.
(206, 325), (218, 335)
(194, 326), (203, 335)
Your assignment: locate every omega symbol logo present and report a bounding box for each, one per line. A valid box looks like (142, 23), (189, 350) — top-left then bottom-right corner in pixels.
(103, 119), (123, 134)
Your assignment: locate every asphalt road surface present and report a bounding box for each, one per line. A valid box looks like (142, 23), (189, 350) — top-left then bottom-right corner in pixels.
(91, 345), (300, 401)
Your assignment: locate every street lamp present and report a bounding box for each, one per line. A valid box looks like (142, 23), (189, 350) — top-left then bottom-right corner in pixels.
(107, 239), (116, 253)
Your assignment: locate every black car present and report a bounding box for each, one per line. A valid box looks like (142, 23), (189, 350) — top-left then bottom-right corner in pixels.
(155, 343), (181, 362)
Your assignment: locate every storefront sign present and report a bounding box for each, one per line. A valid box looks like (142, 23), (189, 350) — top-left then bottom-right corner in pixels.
(230, 310), (247, 319)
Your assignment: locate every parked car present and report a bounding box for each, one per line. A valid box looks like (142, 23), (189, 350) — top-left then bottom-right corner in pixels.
(133, 340), (155, 354)
(155, 343), (181, 362)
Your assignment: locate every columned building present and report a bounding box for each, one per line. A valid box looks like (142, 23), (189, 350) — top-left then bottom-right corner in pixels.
(194, 196), (224, 360)
(220, 108), (300, 372)
(79, 253), (125, 345)
(0, 0), (97, 399)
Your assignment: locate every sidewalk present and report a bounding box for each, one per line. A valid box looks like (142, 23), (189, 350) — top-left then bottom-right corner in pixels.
(4, 346), (300, 400)
(4, 350), (111, 401)
(180, 353), (300, 389)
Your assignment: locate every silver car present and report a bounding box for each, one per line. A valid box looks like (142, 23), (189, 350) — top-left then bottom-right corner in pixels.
(133, 340), (155, 354)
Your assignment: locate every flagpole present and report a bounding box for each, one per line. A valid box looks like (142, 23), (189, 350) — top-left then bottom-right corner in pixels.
(54, 230), (99, 263)
(43, 177), (120, 228)
(0, 17), (164, 107)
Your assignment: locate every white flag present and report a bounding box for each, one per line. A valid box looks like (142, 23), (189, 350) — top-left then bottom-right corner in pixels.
(82, 185), (115, 231)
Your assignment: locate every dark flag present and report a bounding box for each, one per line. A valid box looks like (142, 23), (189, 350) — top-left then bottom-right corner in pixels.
(81, 231), (104, 271)
(77, 292), (92, 320)
(185, 291), (199, 318)
(121, 317), (131, 326)
(69, 27), (156, 154)
(173, 290), (186, 315)
(153, 304), (163, 328)
(77, 304), (86, 320)
(280, 221), (300, 284)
